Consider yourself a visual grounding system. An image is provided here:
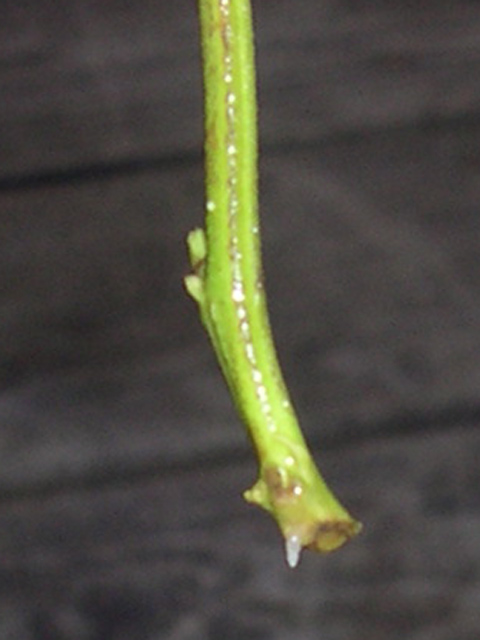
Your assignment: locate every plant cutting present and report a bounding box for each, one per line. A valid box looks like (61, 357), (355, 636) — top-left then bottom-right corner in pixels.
(185, 0), (361, 567)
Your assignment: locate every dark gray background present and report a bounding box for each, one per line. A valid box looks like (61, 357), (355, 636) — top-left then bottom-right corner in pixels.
(1, 1), (480, 638)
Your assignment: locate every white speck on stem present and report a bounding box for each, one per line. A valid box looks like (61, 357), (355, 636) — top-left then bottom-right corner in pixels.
(232, 284), (245, 303)
(285, 535), (302, 568)
(252, 370), (262, 383)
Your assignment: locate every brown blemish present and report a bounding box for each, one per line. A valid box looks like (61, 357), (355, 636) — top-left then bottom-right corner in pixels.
(205, 122), (220, 153)
(191, 255), (205, 277)
(307, 519), (362, 553)
(264, 467), (302, 505)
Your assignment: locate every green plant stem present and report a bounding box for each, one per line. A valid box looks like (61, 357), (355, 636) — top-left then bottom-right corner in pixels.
(186, 0), (361, 566)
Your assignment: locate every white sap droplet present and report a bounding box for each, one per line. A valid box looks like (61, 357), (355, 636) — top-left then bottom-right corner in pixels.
(237, 306), (247, 321)
(232, 285), (245, 302)
(285, 535), (302, 569)
(240, 320), (250, 339)
(245, 343), (255, 362)
(206, 200), (215, 212)
(257, 384), (267, 401)
(252, 369), (262, 383)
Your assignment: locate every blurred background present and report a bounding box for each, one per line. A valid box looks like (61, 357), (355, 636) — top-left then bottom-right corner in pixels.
(1, 1), (480, 638)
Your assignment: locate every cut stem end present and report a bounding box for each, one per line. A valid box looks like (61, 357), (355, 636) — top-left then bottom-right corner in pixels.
(244, 465), (362, 561)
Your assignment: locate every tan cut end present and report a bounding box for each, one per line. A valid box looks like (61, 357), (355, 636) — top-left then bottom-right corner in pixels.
(306, 519), (362, 554)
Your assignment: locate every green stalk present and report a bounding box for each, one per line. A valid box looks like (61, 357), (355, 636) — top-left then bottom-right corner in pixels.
(186, 0), (361, 567)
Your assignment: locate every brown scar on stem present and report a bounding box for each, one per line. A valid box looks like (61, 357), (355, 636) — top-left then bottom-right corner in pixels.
(191, 253), (206, 276)
(307, 520), (362, 553)
(264, 467), (302, 503)
(219, 3), (230, 51)
(204, 3), (223, 39)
